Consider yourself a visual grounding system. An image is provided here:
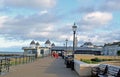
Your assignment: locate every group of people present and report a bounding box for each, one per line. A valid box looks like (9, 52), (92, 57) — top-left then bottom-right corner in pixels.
(52, 51), (59, 59)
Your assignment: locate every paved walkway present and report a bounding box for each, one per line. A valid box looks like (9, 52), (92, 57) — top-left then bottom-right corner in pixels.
(1, 57), (79, 77)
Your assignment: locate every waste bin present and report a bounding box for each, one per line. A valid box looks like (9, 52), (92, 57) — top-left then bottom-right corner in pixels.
(66, 60), (71, 68)
(70, 60), (74, 70)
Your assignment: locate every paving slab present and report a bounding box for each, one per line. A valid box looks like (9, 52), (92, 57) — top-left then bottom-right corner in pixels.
(0, 57), (79, 77)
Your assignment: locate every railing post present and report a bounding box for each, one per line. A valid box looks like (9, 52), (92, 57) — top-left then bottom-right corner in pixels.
(26, 56), (27, 63)
(15, 57), (17, 65)
(33, 56), (35, 61)
(28, 56), (30, 62)
(0, 60), (2, 74)
(30, 56), (31, 62)
(20, 56), (22, 64)
(31, 56), (33, 62)
(19, 56), (20, 64)
(23, 55), (25, 64)
(5, 57), (7, 71)
(33, 55), (34, 61)
(7, 58), (10, 72)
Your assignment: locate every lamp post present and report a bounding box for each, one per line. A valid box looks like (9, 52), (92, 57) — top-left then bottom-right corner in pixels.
(65, 38), (68, 54)
(72, 23), (77, 57)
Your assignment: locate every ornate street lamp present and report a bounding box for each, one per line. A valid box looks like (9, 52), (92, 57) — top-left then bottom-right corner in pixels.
(65, 38), (68, 53)
(72, 23), (77, 57)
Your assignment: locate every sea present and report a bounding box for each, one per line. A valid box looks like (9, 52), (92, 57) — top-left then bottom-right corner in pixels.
(0, 51), (24, 59)
(0, 52), (23, 55)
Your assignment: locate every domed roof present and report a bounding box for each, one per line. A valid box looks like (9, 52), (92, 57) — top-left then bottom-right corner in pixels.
(45, 39), (51, 44)
(30, 40), (35, 45)
(51, 43), (55, 47)
(36, 42), (40, 46)
(84, 42), (93, 45)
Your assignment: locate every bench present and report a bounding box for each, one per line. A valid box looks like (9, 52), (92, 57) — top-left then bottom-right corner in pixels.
(91, 64), (108, 77)
(98, 65), (120, 77)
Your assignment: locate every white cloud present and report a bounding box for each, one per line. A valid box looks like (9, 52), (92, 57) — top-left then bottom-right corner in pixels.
(104, 0), (120, 11)
(83, 11), (112, 25)
(77, 12), (113, 31)
(43, 24), (54, 31)
(0, 0), (119, 49)
(0, 37), (30, 48)
(76, 30), (120, 46)
(28, 24), (54, 35)
(0, 0), (4, 8)
(3, 0), (57, 9)
(0, 36), (48, 48)
(28, 30), (54, 39)
(39, 10), (48, 15)
(0, 16), (8, 28)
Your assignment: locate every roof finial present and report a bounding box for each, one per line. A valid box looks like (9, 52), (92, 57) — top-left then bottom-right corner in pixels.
(74, 22), (76, 26)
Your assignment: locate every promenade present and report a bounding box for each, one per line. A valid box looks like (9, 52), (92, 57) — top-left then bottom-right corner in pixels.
(1, 57), (79, 77)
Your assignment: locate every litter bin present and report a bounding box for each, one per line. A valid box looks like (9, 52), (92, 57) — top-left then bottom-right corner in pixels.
(70, 60), (74, 70)
(66, 59), (71, 68)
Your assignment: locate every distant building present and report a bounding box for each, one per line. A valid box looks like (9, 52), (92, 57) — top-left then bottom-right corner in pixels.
(45, 39), (51, 48)
(36, 42), (40, 47)
(51, 41), (103, 55)
(22, 40), (103, 56)
(51, 43), (55, 47)
(80, 42), (95, 48)
(73, 42), (103, 55)
(103, 42), (120, 56)
(22, 40), (51, 58)
(30, 40), (36, 48)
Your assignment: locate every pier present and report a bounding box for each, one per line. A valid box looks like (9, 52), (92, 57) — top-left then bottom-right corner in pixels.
(1, 57), (79, 77)
(0, 54), (120, 77)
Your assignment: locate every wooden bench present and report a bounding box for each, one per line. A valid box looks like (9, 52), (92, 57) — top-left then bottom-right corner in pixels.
(91, 64), (108, 77)
(98, 65), (120, 77)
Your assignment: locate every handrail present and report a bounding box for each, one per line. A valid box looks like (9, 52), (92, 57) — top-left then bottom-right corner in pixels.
(0, 55), (36, 75)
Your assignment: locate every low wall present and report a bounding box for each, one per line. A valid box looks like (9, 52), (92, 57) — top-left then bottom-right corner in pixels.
(74, 60), (99, 77)
(74, 54), (120, 60)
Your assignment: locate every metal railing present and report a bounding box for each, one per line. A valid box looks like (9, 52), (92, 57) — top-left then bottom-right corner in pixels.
(0, 58), (10, 75)
(0, 54), (36, 75)
(10, 55), (36, 66)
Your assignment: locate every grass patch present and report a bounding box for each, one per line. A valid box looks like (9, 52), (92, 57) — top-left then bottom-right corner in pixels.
(81, 59), (98, 64)
(80, 57), (114, 64)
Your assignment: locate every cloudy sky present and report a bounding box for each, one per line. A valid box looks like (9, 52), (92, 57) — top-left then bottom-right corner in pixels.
(0, 0), (120, 51)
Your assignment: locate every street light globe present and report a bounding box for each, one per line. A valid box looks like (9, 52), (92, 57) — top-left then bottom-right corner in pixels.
(72, 23), (77, 31)
(65, 38), (68, 42)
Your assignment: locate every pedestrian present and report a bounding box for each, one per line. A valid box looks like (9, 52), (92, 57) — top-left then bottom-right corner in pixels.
(52, 52), (55, 58)
(55, 53), (59, 59)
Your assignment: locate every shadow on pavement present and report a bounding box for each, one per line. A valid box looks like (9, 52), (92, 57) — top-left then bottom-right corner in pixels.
(45, 57), (79, 77)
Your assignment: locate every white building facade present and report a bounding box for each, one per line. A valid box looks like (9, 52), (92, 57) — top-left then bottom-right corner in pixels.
(22, 40), (51, 58)
(103, 42), (120, 56)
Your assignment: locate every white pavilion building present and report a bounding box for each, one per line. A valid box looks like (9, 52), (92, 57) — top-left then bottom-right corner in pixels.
(22, 40), (51, 58)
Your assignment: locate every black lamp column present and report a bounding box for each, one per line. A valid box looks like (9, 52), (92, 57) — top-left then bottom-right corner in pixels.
(65, 39), (68, 53)
(72, 23), (77, 57)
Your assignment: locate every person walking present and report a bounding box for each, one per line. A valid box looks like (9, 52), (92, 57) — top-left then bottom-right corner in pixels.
(55, 53), (59, 59)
